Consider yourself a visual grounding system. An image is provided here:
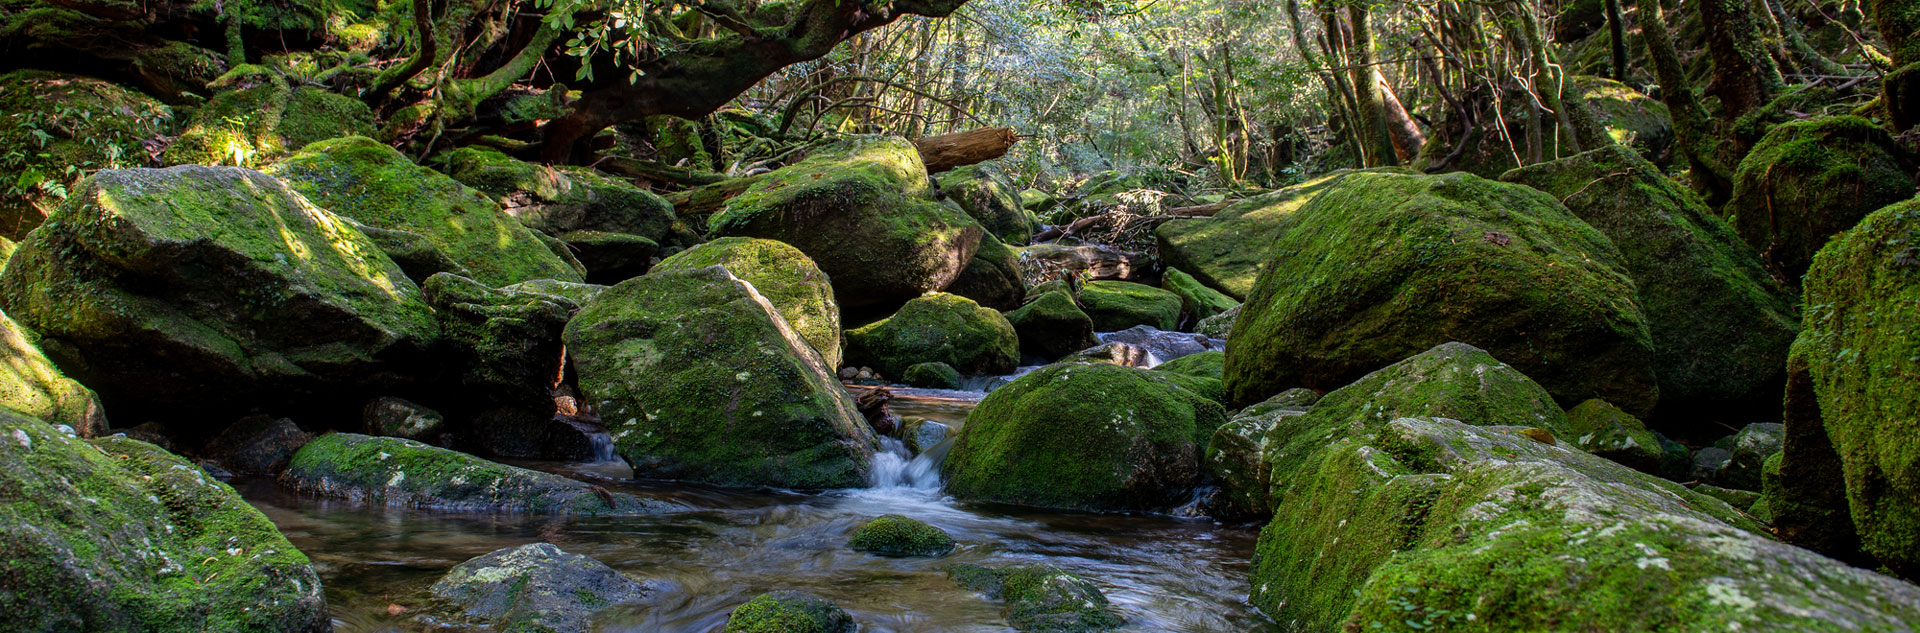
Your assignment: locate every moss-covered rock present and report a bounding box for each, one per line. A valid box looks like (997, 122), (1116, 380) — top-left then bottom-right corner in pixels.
(1724, 116), (1918, 281)
(504, 279), (608, 306)
(198, 415), (311, 475)
(1203, 389), (1319, 517)
(1154, 171), (1384, 299)
(1563, 398), (1668, 476)
(420, 273), (594, 459)
(1503, 145), (1797, 422)
(162, 66), (376, 168)
(438, 147), (677, 244)
(945, 564), (1123, 633)
(847, 514), (956, 557)
(655, 237), (841, 368)
(1710, 422), (1784, 491)
(1223, 171), (1657, 414)
(0, 408), (329, 632)
(844, 293), (1018, 378)
(1193, 304), (1238, 339)
(1003, 290), (1097, 360)
(269, 136), (582, 286)
(556, 230), (657, 284)
(1779, 199), (1920, 577)
(1757, 340), (1862, 559)
(429, 542), (648, 633)
(938, 163), (1035, 244)
(0, 166), (440, 428)
(1159, 267), (1237, 324)
(564, 266), (875, 489)
(723, 591), (855, 633)
(707, 136), (984, 311)
(901, 362), (962, 389)
(282, 432), (672, 513)
(1152, 349), (1223, 380)
(0, 70), (173, 240)
(1575, 76), (1674, 164)
(0, 309), (106, 436)
(942, 362), (1226, 510)
(362, 396), (447, 443)
(944, 233), (1028, 311)
(1077, 280), (1181, 332)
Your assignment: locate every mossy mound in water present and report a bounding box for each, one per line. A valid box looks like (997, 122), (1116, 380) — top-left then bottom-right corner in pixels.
(943, 362), (1225, 510)
(938, 162), (1035, 244)
(429, 543), (649, 633)
(1154, 171), (1385, 299)
(269, 136), (582, 286)
(162, 65), (375, 169)
(0, 310), (105, 436)
(1724, 116), (1917, 281)
(1778, 199), (1920, 578)
(656, 237), (841, 367)
(1503, 145), (1796, 422)
(902, 361), (962, 389)
(707, 135), (984, 311)
(0, 166), (440, 427)
(0, 408), (328, 632)
(944, 233), (1029, 311)
(947, 563), (1124, 633)
(565, 266), (875, 489)
(1003, 290), (1096, 360)
(723, 591), (855, 633)
(1078, 280), (1182, 331)
(847, 514), (957, 557)
(438, 146), (677, 243)
(282, 433), (674, 514)
(1223, 170), (1657, 414)
(1160, 268), (1237, 323)
(844, 293), (1019, 378)
(0, 70), (173, 240)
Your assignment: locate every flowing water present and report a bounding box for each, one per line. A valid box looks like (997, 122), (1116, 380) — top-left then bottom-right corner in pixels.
(236, 392), (1277, 633)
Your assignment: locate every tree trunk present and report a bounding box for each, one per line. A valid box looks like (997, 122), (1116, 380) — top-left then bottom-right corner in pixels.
(1700, 0), (1787, 119)
(913, 126), (1017, 173)
(1870, 0), (1920, 130)
(1641, 0), (1736, 203)
(1345, 4), (1401, 166)
(1605, 0), (1629, 80)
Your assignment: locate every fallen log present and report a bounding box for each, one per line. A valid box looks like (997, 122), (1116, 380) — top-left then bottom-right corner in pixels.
(663, 173), (768, 218)
(596, 155), (729, 187)
(913, 127), (1017, 173)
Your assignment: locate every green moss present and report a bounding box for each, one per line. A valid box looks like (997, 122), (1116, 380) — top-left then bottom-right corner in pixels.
(844, 293), (1018, 378)
(1724, 116), (1917, 282)
(269, 136), (582, 286)
(946, 564), (1123, 632)
(944, 233), (1029, 311)
(438, 147), (676, 243)
(901, 362), (962, 389)
(655, 237), (840, 367)
(1159, 267), (1238, 323)
(1223, 171), (1657, 414)
(1154, 171), (1384, 299)
(1077, 280), (1182, 331)
(942, 362), (1226, 510)
(723, 591), (854, 633)
(847, 514), (956, 556)
(161, 65), (292, 168)
(1575, 76), (1674, 162)
(0, 310), (104, 435)
(1563, 398), (1667, 474)
(1152, 349), (1223, 380)
(0, 70), (173, 240)
(938, 163), (1035, 244)
(1002, 290), (1096, 361)
(284, 433), (667, 514)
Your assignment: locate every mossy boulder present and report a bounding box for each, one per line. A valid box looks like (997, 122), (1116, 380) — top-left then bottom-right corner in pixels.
(269, 136), (582, 286)
(421, 273), (594, 459)
(847, 514), (957, 556)
(944, 233), (1028, 311)
(1003, 290), (1097, 360)
(1709, 422), (1784, 491)
(429, 543), (649, 633)
(938, 163), (1035, 244)
(1223, 171), (1657, 414)
(162, 66), (376, 168)
(198, 415), (312, 475)
(556, 230), (657, 284)
(0, 70), (173, 240)
(942, 362), (1227, 510)
(0, 408), (329, 632)
(844, 293), (1018, 378)
(504, 279), (608, 305)
(1575, 76), (1674, 164)
(1778, 199), (1920, 577)
(362, 396), (447, 443)
(1564, 398), (1668, 476)
(723, 591), (855, 633)
(0, 309), (106, 436)
(1203, 393), (1313, 517)
(0, 166), (440, 428)
(946, 564), (1123, 633)
(1154, 171), (1385, 299)
(1153, 349), (1223, 380)
(1193, 304), (1238, 339)
(1759, 351), (1862, 559)
(1503, 145), (1797, 422)
(282, 433), (672, 514)
(1724, 116), (1918, 281)
(1160, 268), (1237, 323)
(707, 136), (984, 311)
(655, 237), (841, 368)
(564, 266), (875, 489)
(1077, 280), (1182, 332)
(438, 147), (677, 243)
(901, 361), (962, 389)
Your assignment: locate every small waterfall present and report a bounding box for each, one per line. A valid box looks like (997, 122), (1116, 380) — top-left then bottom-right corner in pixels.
(868, 437), (943, 489)
(586, 430), (619, 463)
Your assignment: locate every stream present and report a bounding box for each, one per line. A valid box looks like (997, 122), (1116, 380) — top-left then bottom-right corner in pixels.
(236, 380), (1277, 632)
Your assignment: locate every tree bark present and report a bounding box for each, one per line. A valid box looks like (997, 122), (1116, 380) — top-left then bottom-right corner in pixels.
(1700, 0), (1787, 119)
(913, 126), (1017, 173)
(1604, 0), (1629, 80)
(1870, 0), (1920, 130)
(1344, 4), (1401, 166)
(1641, 0), (1736, 203)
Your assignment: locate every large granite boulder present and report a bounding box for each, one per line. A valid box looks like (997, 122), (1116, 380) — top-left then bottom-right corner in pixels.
(1724, 116), (1917, 281)
(0, 310), (106, 436)
(654, 237), (841, 368)
(419, 273), (590, 459)
(944, 233), (1028, 312)
(937, 162), (1035, 245)
(1003, 290), (1097, 360)
(282, 433), (674, 514)
(429, 543), (649, 633)
(564, 266), (876, 489)
(843, 293), (1019, 378)
(1154, 171), (1383, 299)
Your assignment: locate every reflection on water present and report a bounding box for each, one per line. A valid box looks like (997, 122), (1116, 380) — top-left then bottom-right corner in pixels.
(237, 392), (1276, 633)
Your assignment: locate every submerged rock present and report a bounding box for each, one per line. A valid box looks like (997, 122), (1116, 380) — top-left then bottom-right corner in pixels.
(1724, 116), (1917, 281)
(282, 433), (673, 514)
(947, 564), (1123, 633)
(0, 408), (328, 632)
(1223, 171), (1657, 414)
(429, 542), (648, 633)
(1077, 280), (1182, 332)
(0, 166), (440, 427)
(723, 591), (855, 633)
(844, 293), (1019, 378)
(899, 418), (951, 455)
(0, 309), (106, 436)
(1003, 290), (1097, 360)
(848, 514), (957, 557)
(943, 362), (1225, 510)
(654, 237), (841, 368)
(565, 266), (875, 489)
